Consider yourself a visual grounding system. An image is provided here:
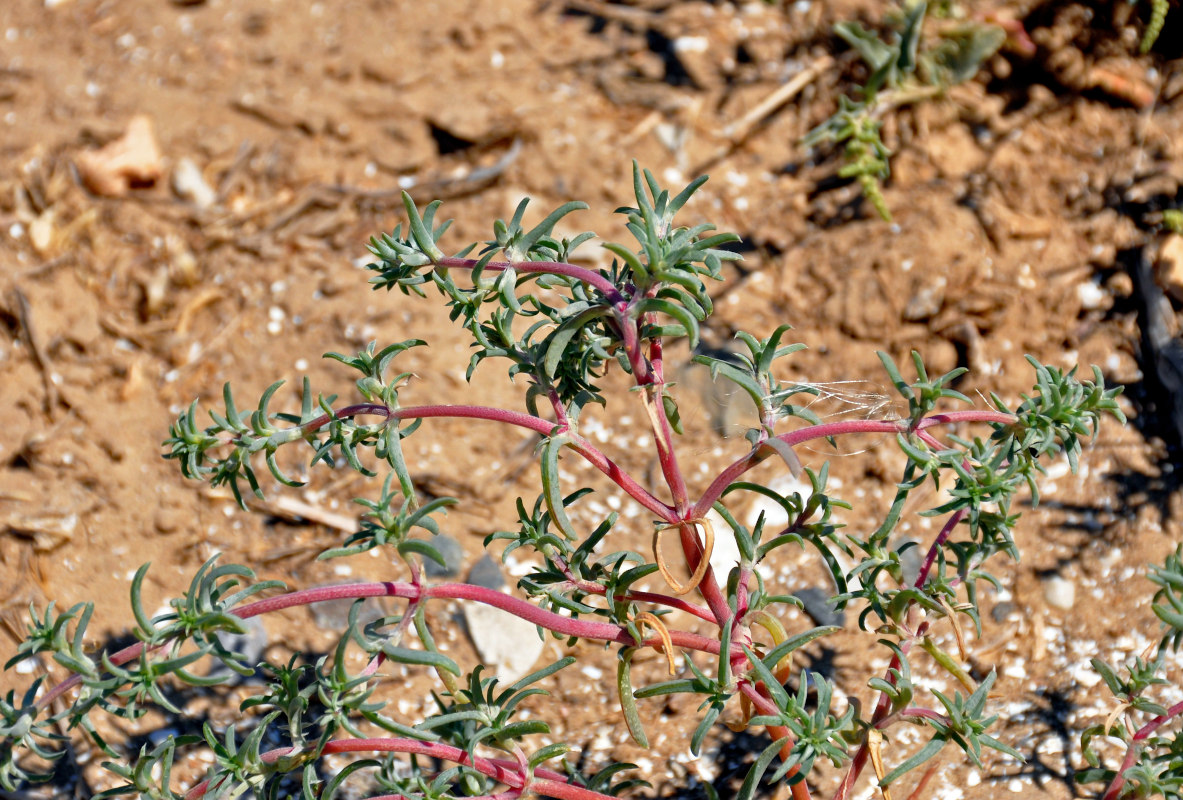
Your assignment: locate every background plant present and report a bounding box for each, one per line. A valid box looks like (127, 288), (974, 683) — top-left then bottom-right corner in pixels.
(1, 164), (1127, 799)
(804, 0), (1006, 221)
(807, 0), (1175, 221)
(1137, 0), (1172, 53)
(1078, 544), (1183, 799)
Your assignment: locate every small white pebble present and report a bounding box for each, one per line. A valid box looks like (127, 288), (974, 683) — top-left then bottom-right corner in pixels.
(1043, 575), (1075, 611)
(1077, 280), (1105, 309)
(673, 35), (709, 53)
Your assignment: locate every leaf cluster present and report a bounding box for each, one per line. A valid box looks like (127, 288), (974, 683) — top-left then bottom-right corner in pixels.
(1080, 544), (1183, 798)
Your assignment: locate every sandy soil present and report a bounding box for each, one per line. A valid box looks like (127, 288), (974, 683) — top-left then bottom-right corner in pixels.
(2, 1), (1183, 798)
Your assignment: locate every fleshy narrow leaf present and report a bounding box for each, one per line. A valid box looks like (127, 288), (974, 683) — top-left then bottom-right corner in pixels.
(880, 735), (946, 786)
(636, 297), (701, 351)
(509, 656), (576, 693)
(737, 737), (789, 800)
(380, 645), (460, 676)
(690, 702), (722, 755)
(544, 308), (609, 379)
(759, 627), (841, 671)
(540, 437), (580, 541)
(756, 436), (803, 478)
(618, 649), (649, 748)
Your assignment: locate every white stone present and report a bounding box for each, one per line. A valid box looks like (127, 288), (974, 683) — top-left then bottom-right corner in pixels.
(706, 509), (742, 580)
(171, 157), (218, 209)
(1042, 575), (1076, 611)
(1077, 280), (1105, 309)
(673, 36), (709, 54)
(464, 599), (544, 684)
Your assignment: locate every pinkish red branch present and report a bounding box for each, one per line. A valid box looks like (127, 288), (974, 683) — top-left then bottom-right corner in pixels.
(433, 256), (625, 304)
(1102, 699), (1183, 800)
(37, 580), (720, 710)
(183, 736), (618, 800)
(692, 411), (1016, 519)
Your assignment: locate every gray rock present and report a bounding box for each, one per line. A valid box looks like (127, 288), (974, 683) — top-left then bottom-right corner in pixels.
(794, 587), (845, 628)
(467, 553), (506, 591)
(990, 601), (1017, 623)
(309, 594), (387, 632)
(895, 539), (923, 587)
(421, 534), (464, 578)
(903, 278), (946, 321)
(207, 615), (268, 683)
(461, 553), (543, 683)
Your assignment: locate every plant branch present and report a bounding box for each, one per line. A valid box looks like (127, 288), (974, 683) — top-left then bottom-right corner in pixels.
(36, 581), (720, 710)
(183, 737), (617, 800)
(293, 401), (675, 520)
(1102, 699), (1183, 800)
(434, 256), (625, 303)
(692, 412), (1016, 519)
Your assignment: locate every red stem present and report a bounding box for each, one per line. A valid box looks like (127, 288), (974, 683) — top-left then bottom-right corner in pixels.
(626, 313), (731, 624)
(37, 581), (720, 710)
(836, 535), (967, 797)
(184, 737), (618, 800)
(1102, 699), (1183, 800)
(692, 411), (1015, 519)
(618, 591), (715, 624)
(433, 256), (625, 304)
(506, 545), (714, 624)
(834, 505), (964, 798)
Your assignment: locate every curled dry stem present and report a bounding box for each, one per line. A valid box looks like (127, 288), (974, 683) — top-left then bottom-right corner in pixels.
(633, 611), (678, 676)
(867, 727), (892, 800)
(652, 516), (715, 597)
(936, 595), (970, 662)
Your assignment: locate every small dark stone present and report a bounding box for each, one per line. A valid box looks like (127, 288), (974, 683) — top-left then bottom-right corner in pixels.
(466, 553), (506, 591)
(990, 601), (1017, 623)
(793, 587), (846, 628)
(421, 534), (464, 578)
